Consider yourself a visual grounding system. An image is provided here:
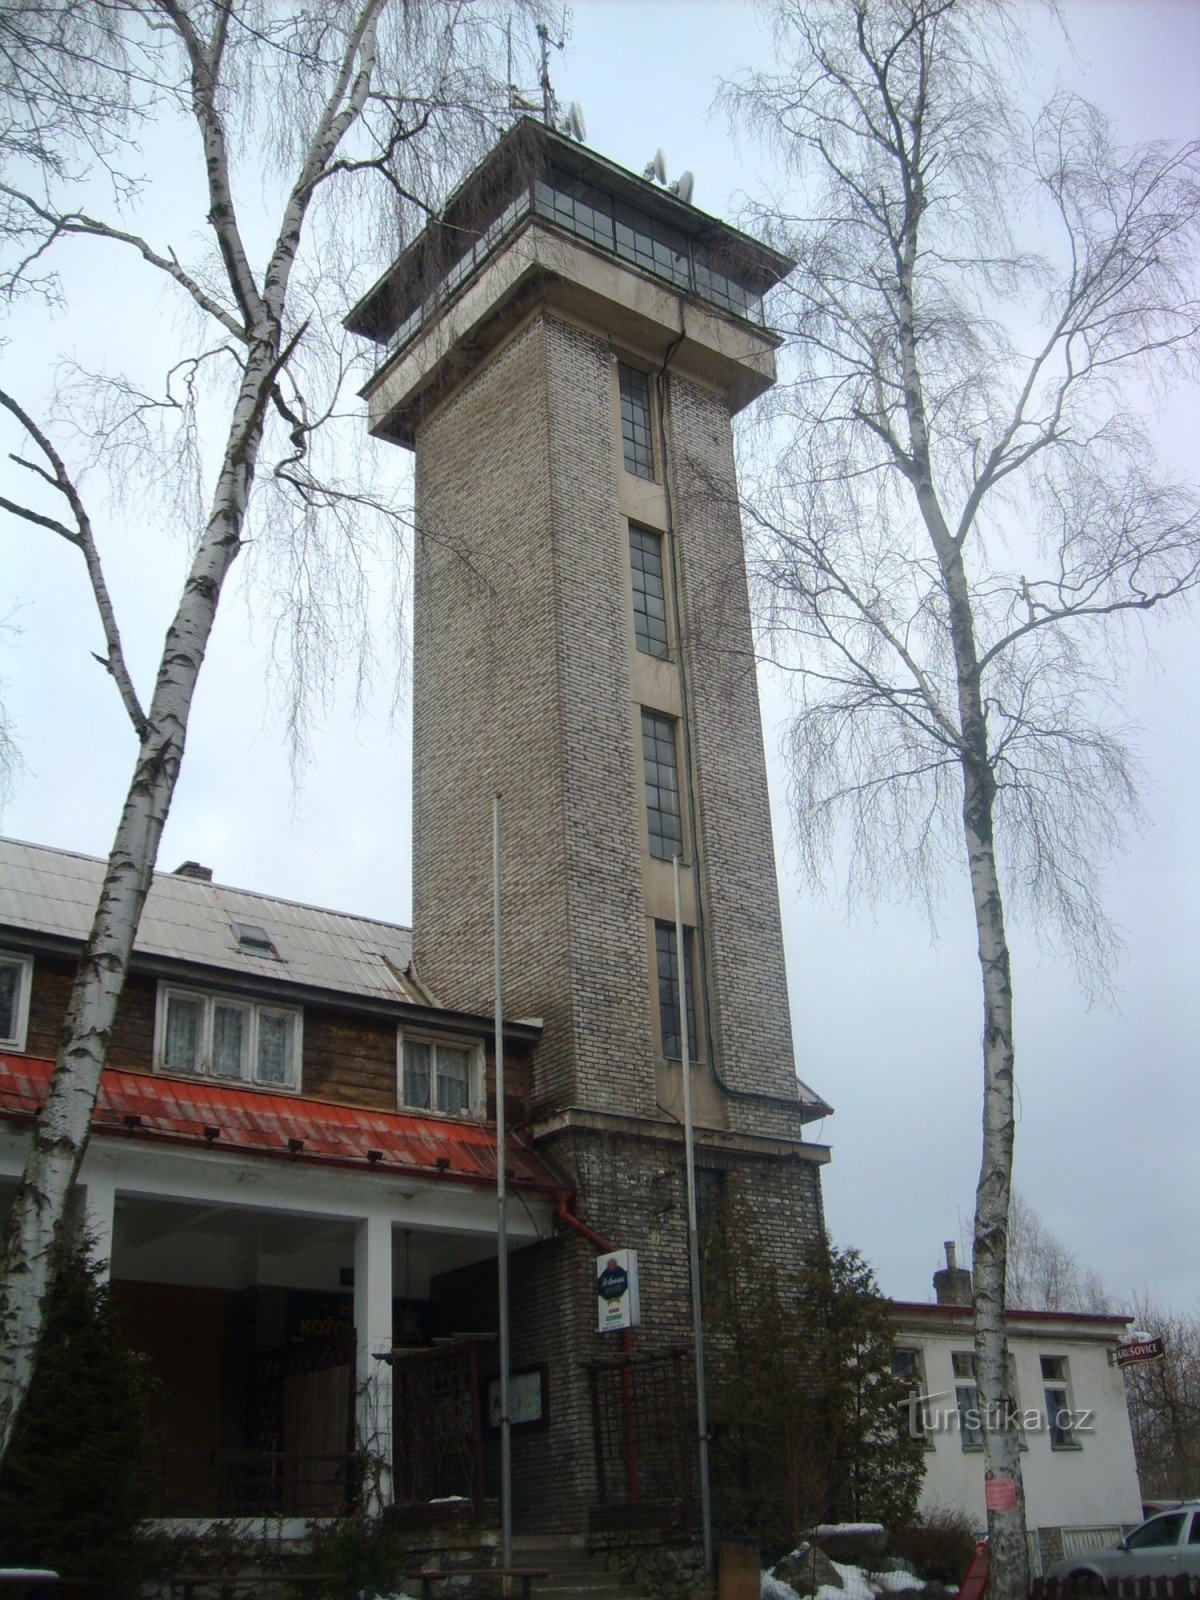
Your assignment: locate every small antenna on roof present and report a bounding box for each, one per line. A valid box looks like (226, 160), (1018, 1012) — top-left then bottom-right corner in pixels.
(536, 11), (573, 130)
(644, 148), (667, 184)
(532, 15), (586, 143)
(643, 152), (697, 206)
(671, 171), (695, 205)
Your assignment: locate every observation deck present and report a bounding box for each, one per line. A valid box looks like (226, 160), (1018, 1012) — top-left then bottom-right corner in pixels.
(346, 116), (795, 445)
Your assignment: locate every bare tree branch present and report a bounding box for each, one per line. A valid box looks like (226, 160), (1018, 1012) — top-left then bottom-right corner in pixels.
(0, 387), (147, 736)
(725, 6), (1200, 1594)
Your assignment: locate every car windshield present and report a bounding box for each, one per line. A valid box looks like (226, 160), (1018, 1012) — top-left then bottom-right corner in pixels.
(1126, 1513), (1186, 1550)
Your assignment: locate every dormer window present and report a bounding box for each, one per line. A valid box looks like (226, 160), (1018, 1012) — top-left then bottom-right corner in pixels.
(232, 921), (279, 959)
(398, 1032), (482, 1119)
(155, 982), (300, 1089)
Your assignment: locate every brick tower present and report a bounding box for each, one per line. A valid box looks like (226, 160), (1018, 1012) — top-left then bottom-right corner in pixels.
(348, 119), (831, 1530)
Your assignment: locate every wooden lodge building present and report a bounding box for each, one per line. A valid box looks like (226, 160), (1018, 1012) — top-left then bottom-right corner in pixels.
(0, 117), (831, 1535)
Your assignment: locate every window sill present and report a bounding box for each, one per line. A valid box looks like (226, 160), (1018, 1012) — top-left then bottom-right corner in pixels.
(398, 1104), (485, 1123)
(154, 1065), (300, 1096)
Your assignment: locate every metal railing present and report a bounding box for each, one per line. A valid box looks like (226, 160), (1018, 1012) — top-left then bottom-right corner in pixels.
(382, 171), (768, 367)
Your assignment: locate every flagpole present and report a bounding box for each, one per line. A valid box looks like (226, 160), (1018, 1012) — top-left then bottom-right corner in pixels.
(494, 795), (512, 1571)
(675, 852), (713, 1576)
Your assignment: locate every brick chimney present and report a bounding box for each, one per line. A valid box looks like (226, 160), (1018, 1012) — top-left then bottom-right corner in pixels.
(173, 861), (213, 882)
(933, 1240), (973, 1306)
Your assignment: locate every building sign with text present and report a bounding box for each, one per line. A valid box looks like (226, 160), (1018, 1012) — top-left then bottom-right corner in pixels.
(596, 1249), (641, 1333)
(1116, 1335), (1165, 1367)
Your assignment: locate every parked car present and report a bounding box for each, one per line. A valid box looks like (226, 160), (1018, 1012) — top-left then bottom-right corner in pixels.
(1045, 1502), (1200, 1587)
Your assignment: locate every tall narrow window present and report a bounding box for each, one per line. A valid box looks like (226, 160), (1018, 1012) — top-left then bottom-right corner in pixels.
(403, 1039), (432, 1108)
(163, 992), (203, 1074)
(256, 1009), (296, 1085)
(642, 710), (683, 860)
(1041, 1355), (1079, 1448)
(891, 1348), (929, 1443)
(952, 1350), (983, 1449)
(630, 525), (669, 658)
(436, 1045), (471, 1116)
(618, 362), (654, 479)
(212, 1001), (250, 1079)
(655, 920), (697, 1061)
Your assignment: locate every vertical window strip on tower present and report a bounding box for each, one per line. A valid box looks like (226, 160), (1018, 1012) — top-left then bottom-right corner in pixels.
(641, 710), (683, 860)
(630, 525), (669, 658)
(618, 362), (655, 479)
(655, 921), (697, 1061)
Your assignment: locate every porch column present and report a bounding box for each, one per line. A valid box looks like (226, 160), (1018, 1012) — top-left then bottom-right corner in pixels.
(78, 1173), (117, 1280)
(354, 1209), (394, 1514)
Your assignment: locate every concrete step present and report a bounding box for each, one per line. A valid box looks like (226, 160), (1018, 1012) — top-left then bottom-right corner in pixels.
(503, 1537), (646, 1600)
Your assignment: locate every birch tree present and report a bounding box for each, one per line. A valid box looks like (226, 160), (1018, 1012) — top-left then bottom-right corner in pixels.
(723, 6), (1200, 1595)
(0, 0), (530, 1463)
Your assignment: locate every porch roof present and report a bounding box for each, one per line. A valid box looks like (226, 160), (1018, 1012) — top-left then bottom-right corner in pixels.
(0, 1054), (568, 1194)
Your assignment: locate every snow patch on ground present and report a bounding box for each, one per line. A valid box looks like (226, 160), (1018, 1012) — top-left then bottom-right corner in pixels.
(765, 1556), (925, 1600)
(875, 1571), (923, 1592)
(812, 1526), (887, 1539)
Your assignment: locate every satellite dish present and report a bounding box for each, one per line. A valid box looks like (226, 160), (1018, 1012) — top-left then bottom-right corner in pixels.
(568, 101), (587, 143)
(673, 170), (695, 205)
(653, 148), (667, 184)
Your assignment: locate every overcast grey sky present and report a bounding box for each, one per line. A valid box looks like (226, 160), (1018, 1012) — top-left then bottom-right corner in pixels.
(2, 1), (1197, 1315)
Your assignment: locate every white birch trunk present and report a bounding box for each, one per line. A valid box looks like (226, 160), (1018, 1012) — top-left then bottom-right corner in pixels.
(897, 215), (1030, 1599)
(0, 340), (277, 1457)
(963, 760), (1028, 1600)
(0, 0), (386, 1464)
(935, 528), (1028, 1600)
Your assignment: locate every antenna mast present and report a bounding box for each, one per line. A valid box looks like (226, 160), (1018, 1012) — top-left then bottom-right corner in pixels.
(536, 10), (571, 128)
(536, 23), (557, 127)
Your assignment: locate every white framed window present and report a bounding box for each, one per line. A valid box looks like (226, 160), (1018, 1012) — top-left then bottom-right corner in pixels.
(1041, 1354), (1081, 1449)
(952, 1349), (984, 1450)
(0, 954), (32, 1052)
(891, 1346), (933, 1446)
(155, 983), (301, 1090)
(398, 1033), (483, 1119)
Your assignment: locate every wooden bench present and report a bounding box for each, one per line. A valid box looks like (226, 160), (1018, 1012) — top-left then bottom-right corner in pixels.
(410, 1566), (548, 1600)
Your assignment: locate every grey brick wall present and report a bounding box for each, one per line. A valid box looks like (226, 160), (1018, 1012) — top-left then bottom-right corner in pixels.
(664, 371), (807, 1138)
(433, 1125), (826, 1531)
(413, 313), (656, 1118)
(410, 297), (827, 1532)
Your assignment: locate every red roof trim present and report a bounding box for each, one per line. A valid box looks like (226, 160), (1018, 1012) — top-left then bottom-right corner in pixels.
(890, 1299), (1131, 1328)
(0, 1054), (567, 1195)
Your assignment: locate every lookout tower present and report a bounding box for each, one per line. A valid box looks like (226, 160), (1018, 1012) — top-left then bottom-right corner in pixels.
(348, 118), (831, 1530)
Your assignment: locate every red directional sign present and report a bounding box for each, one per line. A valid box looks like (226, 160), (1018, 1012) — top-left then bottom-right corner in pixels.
(1116, 1336), (1164, 1367)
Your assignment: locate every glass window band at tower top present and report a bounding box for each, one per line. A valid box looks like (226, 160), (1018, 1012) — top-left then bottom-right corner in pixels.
(349, 118), (792, 367)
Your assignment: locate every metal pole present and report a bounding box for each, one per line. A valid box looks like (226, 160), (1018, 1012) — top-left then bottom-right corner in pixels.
(494, 795), (512, 1571)
(675, 854), (713, 1577)
(536, 23), (553, 127)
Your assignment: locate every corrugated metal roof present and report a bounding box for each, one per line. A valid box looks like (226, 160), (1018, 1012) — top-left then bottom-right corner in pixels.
(0, 1053), (566, 1193)
(0, 837), (421, 1006)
